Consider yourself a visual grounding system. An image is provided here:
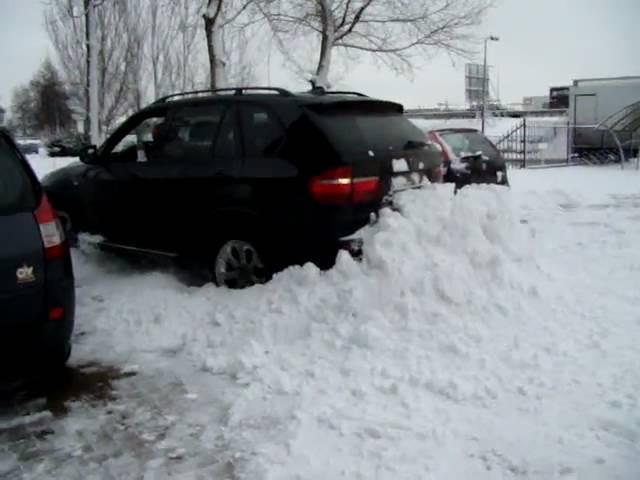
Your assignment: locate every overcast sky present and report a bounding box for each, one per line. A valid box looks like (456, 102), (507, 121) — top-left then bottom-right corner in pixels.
(0, 0), (638, 111)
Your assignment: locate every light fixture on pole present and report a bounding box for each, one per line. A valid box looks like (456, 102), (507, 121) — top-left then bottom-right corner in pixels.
(481, 35), (499, 134)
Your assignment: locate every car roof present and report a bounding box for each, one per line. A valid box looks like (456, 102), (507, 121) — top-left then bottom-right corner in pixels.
(140, 89), (402, 113)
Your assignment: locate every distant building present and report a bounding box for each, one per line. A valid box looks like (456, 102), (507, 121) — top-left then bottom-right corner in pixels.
(549, 86), (570, 109)
(522, 95), (549, 110)
(0, 105), (5, 126)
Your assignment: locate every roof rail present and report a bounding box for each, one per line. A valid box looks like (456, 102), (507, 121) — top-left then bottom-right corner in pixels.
(323, 91), (369, 97)
(154, 87), (294, 104)
(307, 86), (368, 98)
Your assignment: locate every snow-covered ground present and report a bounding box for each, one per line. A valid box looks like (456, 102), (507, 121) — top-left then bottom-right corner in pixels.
(2, 155), (639, 479)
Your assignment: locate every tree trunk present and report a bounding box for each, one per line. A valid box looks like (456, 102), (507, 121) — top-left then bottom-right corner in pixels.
(204, 14), (226, 90)
(314, 0), (334, 89)
(204, 15), (217, 89)
(314, 31), (333, 89)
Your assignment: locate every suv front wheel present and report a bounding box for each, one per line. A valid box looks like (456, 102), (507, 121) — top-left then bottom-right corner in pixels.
(212, 239), (270, 289)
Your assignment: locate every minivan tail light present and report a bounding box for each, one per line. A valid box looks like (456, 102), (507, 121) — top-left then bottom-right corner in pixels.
(48, 306), (65, 321)
(309, 166), (380, 205)
(34, 194), (66, 260)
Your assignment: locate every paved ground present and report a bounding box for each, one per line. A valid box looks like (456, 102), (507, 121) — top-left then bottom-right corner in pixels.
(0, 356), (235, 479)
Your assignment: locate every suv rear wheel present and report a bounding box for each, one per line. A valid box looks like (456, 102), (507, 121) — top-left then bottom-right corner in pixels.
(212, 239), (270, 289)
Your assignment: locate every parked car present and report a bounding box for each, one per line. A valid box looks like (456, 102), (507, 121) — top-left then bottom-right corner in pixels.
(426, 128), (509, 189)
(16, 139), (41, 155)
(0, 128), (75, 376)
(42, 87), (442, 288)
(46, 133), (89, 157)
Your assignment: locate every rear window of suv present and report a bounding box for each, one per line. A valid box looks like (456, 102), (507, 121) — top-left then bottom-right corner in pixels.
(312, 105), (427, 155)
(0, 135), (37, 215)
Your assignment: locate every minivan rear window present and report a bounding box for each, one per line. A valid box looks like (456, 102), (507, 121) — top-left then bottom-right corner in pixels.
(313, 109), (426, 155)
(0, 135), (37, 215)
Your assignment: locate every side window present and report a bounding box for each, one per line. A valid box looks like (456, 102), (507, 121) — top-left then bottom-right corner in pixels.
(214, 108), (238, 159)
(108, 113), (167, 163)
(164, 103), (226, 165)
(240, 104), (285, 157)
(0, 135), (36, 214)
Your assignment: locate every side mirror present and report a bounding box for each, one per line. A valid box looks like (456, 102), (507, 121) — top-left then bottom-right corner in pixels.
(79, 145), (99, 165)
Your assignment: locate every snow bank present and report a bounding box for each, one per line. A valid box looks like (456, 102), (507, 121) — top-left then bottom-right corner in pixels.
(215, 186), (544, 478)
(73, 184), (569, 478)
(68, 168), (640, 478)
(27, 150), (640, 479)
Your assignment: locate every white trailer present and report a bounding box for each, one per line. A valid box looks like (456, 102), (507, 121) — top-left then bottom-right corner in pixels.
(570, 76), (640, 153)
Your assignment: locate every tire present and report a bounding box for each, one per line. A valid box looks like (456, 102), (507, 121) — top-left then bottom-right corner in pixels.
(46, 341), (72, 369)
(29, 342), (71, 385)
(211, 239), (271, 289)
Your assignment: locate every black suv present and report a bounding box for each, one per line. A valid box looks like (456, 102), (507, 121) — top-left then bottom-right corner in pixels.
(42, 87), (441, 288)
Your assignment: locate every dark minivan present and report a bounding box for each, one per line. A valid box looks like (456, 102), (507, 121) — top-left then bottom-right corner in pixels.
(42, 87), (442, 288)
(0, 128), (74, 375)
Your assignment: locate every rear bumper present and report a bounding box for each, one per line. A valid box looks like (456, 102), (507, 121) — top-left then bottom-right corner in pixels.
(0, 317), (73, 379)
(0, 258), (74, 378)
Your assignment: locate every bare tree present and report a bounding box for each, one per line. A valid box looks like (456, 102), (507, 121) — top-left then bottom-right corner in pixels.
(45, 0), (210, 133)
(45, 0), (137, 133)
(45, 0), (262, 137)
(174, 0), (207, 92)
(202, 0), (258, 89)
(260, 0), (492, 88)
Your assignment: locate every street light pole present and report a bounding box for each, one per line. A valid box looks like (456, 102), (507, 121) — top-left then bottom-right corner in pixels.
(88, 0), (100, 146)
(481, 35), (499, 134)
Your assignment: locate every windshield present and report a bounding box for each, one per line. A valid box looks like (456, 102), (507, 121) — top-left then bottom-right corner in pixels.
(439, 130), (500, 161)
(0, 135), (37, 215)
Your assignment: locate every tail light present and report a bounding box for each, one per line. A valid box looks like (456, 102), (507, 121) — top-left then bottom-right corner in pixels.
(48, 306), (65, 321)
(34, 194), (67, 260)
(309, 166), (380, 205)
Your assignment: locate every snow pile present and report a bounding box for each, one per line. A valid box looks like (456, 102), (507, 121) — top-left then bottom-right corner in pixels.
(31, 148), (639, 479)
(67, 174), (640, 478)
(206, 185), (562, 479)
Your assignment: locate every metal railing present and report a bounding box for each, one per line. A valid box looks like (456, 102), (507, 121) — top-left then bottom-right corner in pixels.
(491, 120), (639, 169)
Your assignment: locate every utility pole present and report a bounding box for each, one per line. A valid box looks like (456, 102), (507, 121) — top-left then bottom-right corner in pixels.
(481, 35), (499, 134)
(83, 0), (91, 137)
(88, 0), (100, 146)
